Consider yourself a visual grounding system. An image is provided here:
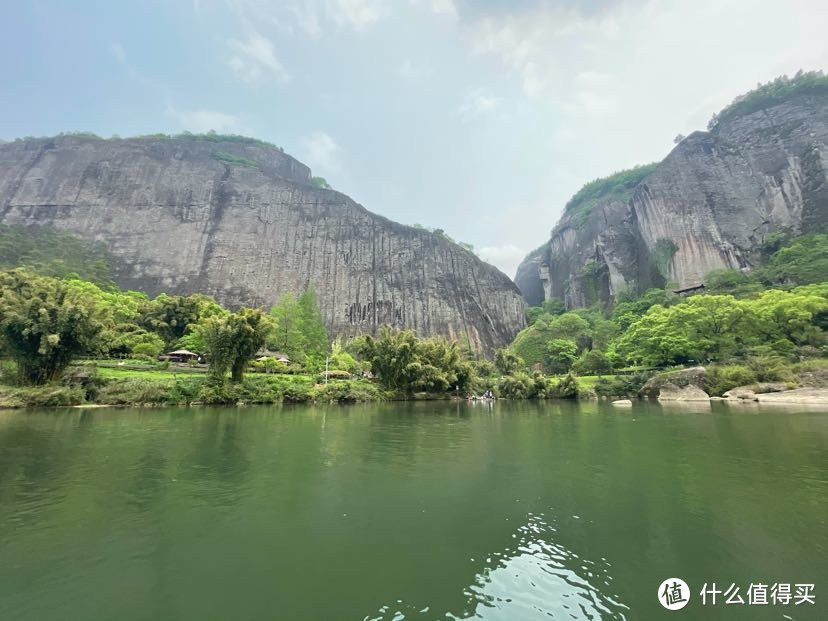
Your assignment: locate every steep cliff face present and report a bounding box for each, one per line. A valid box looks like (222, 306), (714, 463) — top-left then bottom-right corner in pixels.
(0, 135), (525, 351)
(515, 92), (828, 307)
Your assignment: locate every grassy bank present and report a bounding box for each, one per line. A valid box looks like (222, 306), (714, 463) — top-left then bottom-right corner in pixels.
(0, 364), (388, 408)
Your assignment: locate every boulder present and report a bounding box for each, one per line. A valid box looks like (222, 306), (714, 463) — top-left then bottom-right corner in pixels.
(756, 388), (828, 405)
(612, 399), (633, 407)
(723, 388), (758, 401)
(658, 383), (710, 401)
(640, 367), (706, 398)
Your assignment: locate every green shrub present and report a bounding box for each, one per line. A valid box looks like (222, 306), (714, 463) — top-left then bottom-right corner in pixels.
(0, 385), (85, 407)
(96, 379), (173, 405)
(594, 372), (652, 398)
(704, 365), (758, 396)
(211, 151), (258, 167)
(281, 383), (314, 403)
(498, 372), (533, 399)
(551, 373), (579, 399)
(746, 356), (796, 383)
(314, 380), (384, 403)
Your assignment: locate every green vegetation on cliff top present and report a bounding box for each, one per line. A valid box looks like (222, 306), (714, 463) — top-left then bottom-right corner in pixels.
(562, 162), (658, 227)
(709, 69), (828, 130)
(10, 129), (281, 150)
(550, 70), (826, 235)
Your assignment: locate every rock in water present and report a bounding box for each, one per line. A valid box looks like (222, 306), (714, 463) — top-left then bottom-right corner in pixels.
(657, 384), (710, 401)
(0, 135), (525, 351)
(515, 86), (828, 307)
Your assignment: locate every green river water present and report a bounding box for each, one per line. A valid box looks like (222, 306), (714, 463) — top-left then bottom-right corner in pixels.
(0, 401), (825, 620)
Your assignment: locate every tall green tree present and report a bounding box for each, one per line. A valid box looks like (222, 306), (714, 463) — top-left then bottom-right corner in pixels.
(198, 308), (271, 383)
(546, 339), (577, 374)
(296, 286), (328, 357)
(268, 286), (329, 361)
(359, 327), (472, 394)
(139, 293), (204, 348)
(494, 348), (524, 374)
(0, 269), (103, 384)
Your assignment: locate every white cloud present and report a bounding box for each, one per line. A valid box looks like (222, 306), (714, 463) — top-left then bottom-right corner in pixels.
(300, 131), (343, 176)
(477, 244), (526, 278)
(165, 106), (240, 133)
(227, 31), (290, 84)
(458, 88), (502, 117)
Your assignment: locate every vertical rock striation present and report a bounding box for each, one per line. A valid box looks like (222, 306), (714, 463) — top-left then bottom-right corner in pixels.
(515, 92), (828, 307)
(0, 135), (525, 351)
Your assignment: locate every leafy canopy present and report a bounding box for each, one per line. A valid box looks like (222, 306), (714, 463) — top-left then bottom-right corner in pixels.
(0, 269), (104, 384)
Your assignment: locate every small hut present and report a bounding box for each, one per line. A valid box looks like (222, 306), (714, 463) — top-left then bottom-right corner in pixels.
(254, 350), (291, 364)
(165, 349), (200, 364)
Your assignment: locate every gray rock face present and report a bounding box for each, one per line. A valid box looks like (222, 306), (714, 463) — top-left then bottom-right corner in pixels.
(515, 94), (828, 306)
(0, 135), (525, 351)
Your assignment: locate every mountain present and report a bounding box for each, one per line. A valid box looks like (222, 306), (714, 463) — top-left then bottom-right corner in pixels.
(0, 133), (525, 351)
(515, 72), (828, 307)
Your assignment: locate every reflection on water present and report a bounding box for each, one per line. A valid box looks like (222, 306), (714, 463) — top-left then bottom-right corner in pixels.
(365, 514), (628, 621)
(1, 402), (826, 621)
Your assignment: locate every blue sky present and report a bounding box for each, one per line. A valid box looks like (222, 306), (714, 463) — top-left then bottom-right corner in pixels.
(2, 0), (827, 277)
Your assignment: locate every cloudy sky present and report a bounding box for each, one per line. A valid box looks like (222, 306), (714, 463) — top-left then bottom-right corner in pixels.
(2, 1), (827, 277)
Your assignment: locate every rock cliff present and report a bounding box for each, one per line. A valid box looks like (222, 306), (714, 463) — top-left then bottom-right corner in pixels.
(515, 87), (828, 308)
(0, 135), (525, 351)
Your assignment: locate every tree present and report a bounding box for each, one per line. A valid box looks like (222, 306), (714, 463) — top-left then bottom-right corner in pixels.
(228, 309), (271, 382)
(763, 234), (828, 286)
(494, 348), (524, 374)
(360, 328), (419, 392)
(359, 327), (472, 394)
(268, 292), (303, 356)
(611, 288), (672, 330)
(268, 286), (329, 362)
(546, 339), (577, 374)
(573, 349), (612, 375)
(553, 373), (579, 399)
(198, 308), (271, 383)
(0, 269), (103, 384)
(139, 294), (204, 347)
(296, 286), (328, 358)
(614, 295), (755, 365)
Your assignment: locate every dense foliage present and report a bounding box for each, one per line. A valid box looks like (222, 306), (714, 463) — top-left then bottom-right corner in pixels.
(198, 308), (271, 382)
(562, 163), (658, 226)
(268, 287), (329, 364)
(359, 327), (473, 394)
(709, 70), (828, 130)
(514, 234), (828, 377)
(0, 270), (104, 384)
(1, 231), (826, 403)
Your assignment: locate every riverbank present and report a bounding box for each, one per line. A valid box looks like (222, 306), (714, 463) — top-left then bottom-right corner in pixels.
(0, 372), (387, 408)
(3, 358), (827, 409)
(0, 368), (597, 409)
